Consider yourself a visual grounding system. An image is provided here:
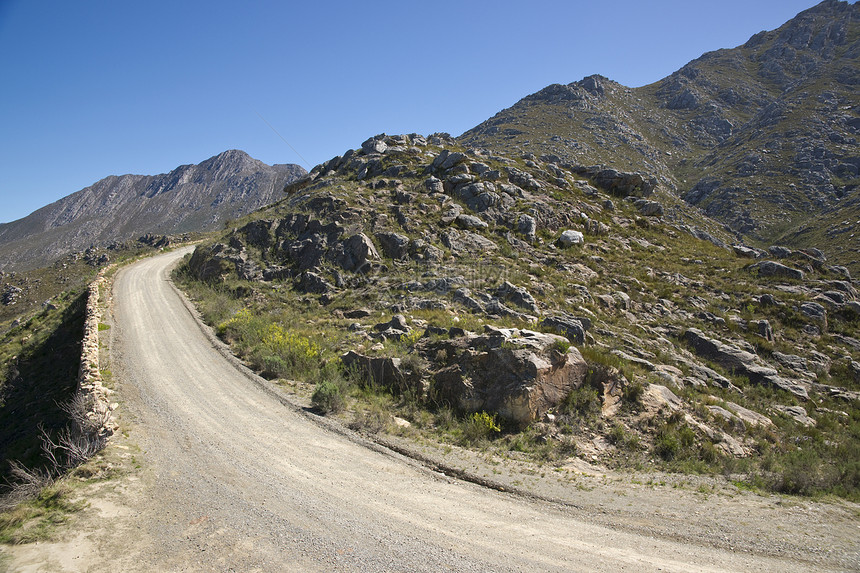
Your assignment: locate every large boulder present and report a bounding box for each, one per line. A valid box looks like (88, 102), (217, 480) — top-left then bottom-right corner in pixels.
(748, 260), (804, 280)
(539, 314), (586, 345)
(429, 327), (588, 427)
(557, 230), (584, 247)
(341, 351), (421, 394)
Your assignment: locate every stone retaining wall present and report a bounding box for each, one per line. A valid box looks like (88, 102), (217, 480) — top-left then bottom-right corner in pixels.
(78, 272), (117, 436)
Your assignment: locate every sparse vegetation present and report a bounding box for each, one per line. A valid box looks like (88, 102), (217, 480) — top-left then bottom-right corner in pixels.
(166, 132), (860, 502)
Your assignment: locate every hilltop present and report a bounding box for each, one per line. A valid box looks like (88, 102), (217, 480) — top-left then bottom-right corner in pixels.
(460, 0), (860, 274)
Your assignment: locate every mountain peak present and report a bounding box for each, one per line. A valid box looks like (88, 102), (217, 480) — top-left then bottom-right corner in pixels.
(458, 1), (860, 274)
(0, 152), (306, 271)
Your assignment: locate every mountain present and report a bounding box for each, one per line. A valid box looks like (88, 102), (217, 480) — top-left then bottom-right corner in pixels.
(0, 150), (306, 271)
(460, 0), (860, 274)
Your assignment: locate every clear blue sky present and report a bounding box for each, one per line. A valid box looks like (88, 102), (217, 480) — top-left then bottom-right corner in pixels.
(0, 0), (825, 223)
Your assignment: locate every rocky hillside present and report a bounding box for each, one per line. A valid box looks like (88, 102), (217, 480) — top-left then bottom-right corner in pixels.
(180, 133), (860, 499)
(460, 0), (860, 274)
(0, 150), (306, 271)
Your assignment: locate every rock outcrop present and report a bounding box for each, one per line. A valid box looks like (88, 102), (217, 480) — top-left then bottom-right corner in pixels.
(428, 327), (588, 427)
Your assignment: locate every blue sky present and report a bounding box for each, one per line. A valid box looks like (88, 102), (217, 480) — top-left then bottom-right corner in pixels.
(0, 0), (824, 223)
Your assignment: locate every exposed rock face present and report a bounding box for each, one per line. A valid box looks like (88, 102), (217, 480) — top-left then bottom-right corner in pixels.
(428, 327), (588, 427)
(0, 150), (306, 271)
(684, 328), (808, 399)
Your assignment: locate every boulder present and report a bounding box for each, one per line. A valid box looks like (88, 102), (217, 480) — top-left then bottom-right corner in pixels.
(634, 199), (664, 217)
(768, 246), (794, 258)
(374, 314), (409, 333)
(332, 233), (379, 272)
(540, 314), (586, 345)
(800, 302), (827, 326)
(455, 214), (489, 230)
(557, 230), (584, 247)
(429, 328), (588, 427)
(494, 281), (539, 314)
(772, 405), (816, 427)
(296, 271), (334, 294)
(748, 260), (804, 280)
(752, 319), (774, 342)
(441, 229), (498, 254)
(341, 351), (421, 394)
(732, 245), (765, 259)
(517, 214), (537, 240)
(375, 232), (410, 260)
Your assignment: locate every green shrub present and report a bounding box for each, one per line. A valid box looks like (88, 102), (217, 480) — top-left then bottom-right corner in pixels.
(549, 339), (571, 354)
(312, 380), (344, 414)
(561, 385), (600, 418)
(463, 411), (501, 443)
(655, 429), (681, 461)
(622, 380), (644, 410)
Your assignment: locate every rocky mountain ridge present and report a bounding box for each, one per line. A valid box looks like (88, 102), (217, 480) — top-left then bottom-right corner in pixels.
(0, 150), (306, 271)
(460, 0), (860, 274)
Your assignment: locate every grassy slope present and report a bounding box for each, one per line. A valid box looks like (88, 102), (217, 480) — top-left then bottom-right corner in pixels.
(175, 135), (860, 500)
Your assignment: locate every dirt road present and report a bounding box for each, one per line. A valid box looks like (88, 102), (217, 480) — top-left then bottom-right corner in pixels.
(5, 248), (858, 571)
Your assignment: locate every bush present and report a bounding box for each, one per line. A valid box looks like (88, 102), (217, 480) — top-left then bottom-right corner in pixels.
(462, 411), (501, 443)
(622, 380), (644, 410)
(561, 385), (600, 418)
(549, 339), (571, 354)
(312, 381), (345, 414)
(655, 429), (681, 461)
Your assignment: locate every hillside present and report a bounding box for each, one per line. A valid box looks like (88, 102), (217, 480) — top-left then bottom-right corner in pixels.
(177, 133), (860, 499)
(0, 150), (306, 271)
(460, 0), (860, 274)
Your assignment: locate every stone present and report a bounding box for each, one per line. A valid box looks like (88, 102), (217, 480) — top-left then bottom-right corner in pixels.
(768, 245), (794, 258)
(375, 232), (410, 259)
(341, 351), (421, 394)
(723, 401), (774, 428)
(441, 229), (498, 255)
(557, 230), (584, 247)
(333, 233), (379, 273)
(772, 352), (811, 374)
(800, 302), (827, 325)
(296, 271), (333, 294)
(642, 384), (682, 411)
(361, 137), (387, 155)
(540, 314), (585, 345)
(634, 199), (664, 217)
(752, 319), (774, 342)
(343, 309), (372, 319)
(517, 214), (537, 239)
(455, 214), (489, 230)
(374, 314), (409, 333)
(748, 260), (804, 280)
(440, 151), (467, 170)
(428, 328), (588, 427)
(424, 176), (444, 194)
(494, 281), (539, 314)
(732, 245), (765, 259)
(772, 405), (816, 427)
(684, 328), (808, 399)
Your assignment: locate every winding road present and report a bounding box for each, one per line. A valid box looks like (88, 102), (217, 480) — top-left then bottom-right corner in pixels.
(13, 248), (854, 571)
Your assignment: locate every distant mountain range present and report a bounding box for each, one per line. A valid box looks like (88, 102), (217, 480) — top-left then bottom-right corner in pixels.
(460, 0), (859, 273)
(0, 150), (305, 271)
